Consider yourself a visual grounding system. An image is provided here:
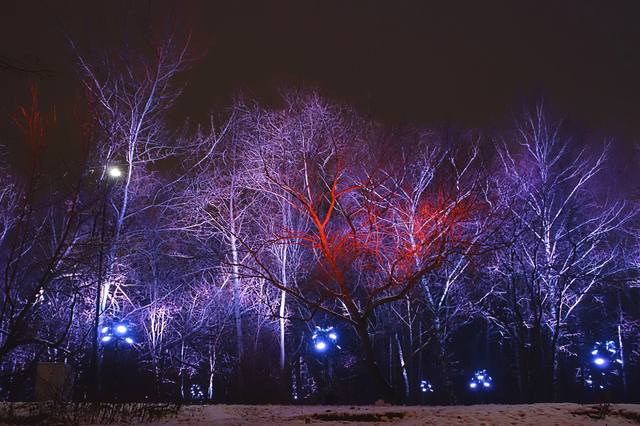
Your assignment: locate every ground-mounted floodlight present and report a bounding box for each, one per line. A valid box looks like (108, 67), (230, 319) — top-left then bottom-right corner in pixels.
(590, 340), (622, 369)
(190, 384), (205, 402)
(420, 379), (434, 393)
(585, 340), (622, 391)
(312, 326), (340, 353)
(311, 326), (341, 403)
(469, 369), (493, 391)
(114, 323), (128, 335)
(100, 320), (134, 346)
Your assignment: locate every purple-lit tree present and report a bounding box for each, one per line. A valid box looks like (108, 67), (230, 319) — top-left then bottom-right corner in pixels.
(486, 105), (629, 400)
(71, 31), (193, 398)
(72, 30), (191, 331)
(170, 109), (265, 396)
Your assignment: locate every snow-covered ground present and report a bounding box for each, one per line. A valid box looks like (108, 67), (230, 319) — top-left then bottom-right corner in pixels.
(1, 402), (639, 425)
(154, 404), (640, 425)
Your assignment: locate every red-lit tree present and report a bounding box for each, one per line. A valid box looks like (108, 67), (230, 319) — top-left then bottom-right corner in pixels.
(230, 94), (489, 399)
(0, 86), (89, 371)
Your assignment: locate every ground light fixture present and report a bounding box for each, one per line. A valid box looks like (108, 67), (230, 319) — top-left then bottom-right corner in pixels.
(420, 379), (434, 393)
(469, 369), (493, 391)
(585, 340), (623, 390)
(100, 320), (134, 346)
(312, 326), (340, 353)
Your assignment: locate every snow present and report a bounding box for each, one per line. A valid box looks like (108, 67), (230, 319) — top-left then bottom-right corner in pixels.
(1, 402), (639, 425)
(146, 404), (640, 425)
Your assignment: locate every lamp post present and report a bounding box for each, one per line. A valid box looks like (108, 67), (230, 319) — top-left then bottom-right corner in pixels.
(100, 319), (135, 400)
(90, 165), (123, 400)
(312, 326), (339, 354)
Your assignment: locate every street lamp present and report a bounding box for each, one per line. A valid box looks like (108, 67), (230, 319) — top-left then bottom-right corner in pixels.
(108, 166), (123, 179)
(91, 163), (126, 400)
(99, 319), (134, 400)
(590, 340), (622, 369)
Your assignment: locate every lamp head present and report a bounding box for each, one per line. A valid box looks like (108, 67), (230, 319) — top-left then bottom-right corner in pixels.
(108, 166), (123, 178)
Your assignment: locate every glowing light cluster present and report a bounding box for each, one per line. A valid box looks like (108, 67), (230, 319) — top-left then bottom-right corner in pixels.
(312, 326), (340, 353)
(585, 340), (623, 391)
(100, 320), (134, 346)
(590, 340), (622, 369)
(190, 384), (205, 402)
(420, 379), (434, 393)
(469, 369), (493, 391)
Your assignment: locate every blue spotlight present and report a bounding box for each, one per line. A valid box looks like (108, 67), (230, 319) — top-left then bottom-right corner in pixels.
(420, 379), (434, 393)
(469, 369), (493, 392)
(312, 326), (339, 353)
(585, 340), (623, 391)
(314, 341), (327, 352)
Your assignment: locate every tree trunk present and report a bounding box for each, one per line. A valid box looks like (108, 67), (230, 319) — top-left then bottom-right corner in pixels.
(229, 231), (244, 396)
(279, 290), (287, 368)
(208, 339), (216, 400)
(354, 319), (395, 402)
(395, 333), (409, 400)
(617, 290), (627, 399)
(550, 302), (563, 402)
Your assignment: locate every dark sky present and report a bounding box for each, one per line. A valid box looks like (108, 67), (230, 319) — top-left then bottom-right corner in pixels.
(2, 1), (640, 149)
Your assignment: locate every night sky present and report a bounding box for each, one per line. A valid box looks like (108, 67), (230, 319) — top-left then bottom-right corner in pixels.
(2, 1), (640, 149)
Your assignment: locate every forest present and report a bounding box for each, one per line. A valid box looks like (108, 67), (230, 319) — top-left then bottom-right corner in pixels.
(0, 31), (638, 405)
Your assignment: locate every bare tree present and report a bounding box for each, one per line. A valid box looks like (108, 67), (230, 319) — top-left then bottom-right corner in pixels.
(72, 30), (191, 321)
(383, 135), (500, 402)
(487, 105), (629, 400)
(0, 86), (87, 367)
(71, 32), (192, 397)
(226, 93), (487, 400)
